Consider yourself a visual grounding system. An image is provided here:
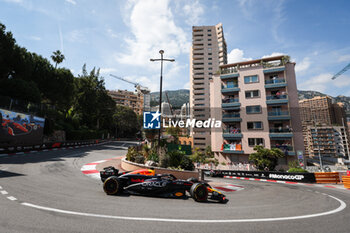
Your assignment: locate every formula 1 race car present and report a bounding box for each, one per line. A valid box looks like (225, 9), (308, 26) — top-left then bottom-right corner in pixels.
(100, 166), (228, 203)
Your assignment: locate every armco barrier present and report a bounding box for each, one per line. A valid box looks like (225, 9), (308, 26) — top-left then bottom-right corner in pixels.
(208, 170), (316, 183)
(121, 158), (199, 180)
(343, 176), (350, 189)
(314, 172), (340, 184)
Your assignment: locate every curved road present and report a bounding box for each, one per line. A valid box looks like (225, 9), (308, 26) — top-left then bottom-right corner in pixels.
(0, 141), (350, 233)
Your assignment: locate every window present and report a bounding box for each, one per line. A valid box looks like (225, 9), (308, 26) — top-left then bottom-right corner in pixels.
(208, 39), (212, 41)
(248, 138), (264, 146)
(208, 62), (212, 65)
(208, 58), (212, 60)
(208, 34), (212, 36)
(208, 68), (212, 70)
(244, 75), (259, 84)
(208, 43), (212, 46)
(208, 48), (212, 51)
(208, 53), (212, 55)
(247, 122), (263, 130)
(246, 105), (261, 114)
(207, 29), (211, 32)
(245, 90), (260, 98)
(208, 72), (213, 75)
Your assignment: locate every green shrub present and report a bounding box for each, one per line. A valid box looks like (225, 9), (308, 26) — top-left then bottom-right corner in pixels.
(180, 155), (194, 171)
(160, 153), (170, 168)
(147, 153), (159, 163)
(126, 147), (139, 162)
(135, 155), (145, 164)
(287, 167), (308, 173)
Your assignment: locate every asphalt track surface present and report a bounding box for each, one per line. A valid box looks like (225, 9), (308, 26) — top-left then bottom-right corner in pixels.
(1, 141), (350, 233)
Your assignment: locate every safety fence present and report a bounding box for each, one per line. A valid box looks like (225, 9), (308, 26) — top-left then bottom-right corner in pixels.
(314, 172), (341, 184)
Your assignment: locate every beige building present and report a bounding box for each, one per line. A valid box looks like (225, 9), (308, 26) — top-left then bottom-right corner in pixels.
(190, 23), (227, 150)
(108, 90), (144, 115)
(304, 126), (349, 160)
(209, 55), (304, 165)
(299, 96), (349, 159)
(299, 96), (346, 126)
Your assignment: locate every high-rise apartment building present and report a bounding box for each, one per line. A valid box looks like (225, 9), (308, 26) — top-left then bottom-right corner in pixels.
(299, 96), (349, 159)
(304, 126), (349, 160)
(209, 56), (304, 164)
(108, 90), (144, 115)
(299, 96), (346, 126)
(190, 23), (227, 150)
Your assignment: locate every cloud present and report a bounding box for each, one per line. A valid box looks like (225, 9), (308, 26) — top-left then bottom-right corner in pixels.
(338, 54), (350, 62)
(29, 36), (41, 41)
(299, 73), (350, 93)
(295, 57), (311, 73)
(116, 0), (190, 67)
(100, 68), (117, 74)
(183, 0), (204, 25)
(262, 52), (284, 58)
(183, 81), (190, 89)
(227, 48), (252, 63)
(65, 0), (76, 5)
(106, 28), (119, 39)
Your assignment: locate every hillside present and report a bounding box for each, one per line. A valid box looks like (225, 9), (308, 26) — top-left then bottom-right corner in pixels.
(150, 89), (189, 109)
(149, 89), (350, 114)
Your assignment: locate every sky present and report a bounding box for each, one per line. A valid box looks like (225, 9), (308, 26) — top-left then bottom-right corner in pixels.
(1, 0), (350, 96)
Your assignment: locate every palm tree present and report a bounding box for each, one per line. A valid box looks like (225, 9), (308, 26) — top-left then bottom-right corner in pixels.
(51, 50), (65, 69)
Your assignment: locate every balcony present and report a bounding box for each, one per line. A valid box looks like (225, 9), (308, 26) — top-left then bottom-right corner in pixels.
(223, 129), (242, 139)
(263, 66), (285, 74)
(269, 128), (293, 138)
(266, 95), (288, 105)
(220, 67), (238, 75)
(222, 144), (244, 154)
(221, 85), (240, 94)
(272, 145), (295, 156)
(222, 113), (242, 122)
(222, 98), (240, 109)
(268, 111), (290, 120)
(220, 73), (239, 80)
(265, 78), (287, 89)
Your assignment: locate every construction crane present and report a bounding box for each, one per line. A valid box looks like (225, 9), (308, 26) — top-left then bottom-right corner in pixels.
(331, 63), (350, 80)
(109, 74), (150, 94)
(165, 91), (174, 116)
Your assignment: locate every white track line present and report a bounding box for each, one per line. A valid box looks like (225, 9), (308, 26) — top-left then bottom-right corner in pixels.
(21, 194), (346, 223)
(1, 190), (8, 195)
(7, 196), (17, 201)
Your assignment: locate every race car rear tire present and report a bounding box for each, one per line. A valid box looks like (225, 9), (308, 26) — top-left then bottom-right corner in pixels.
(190, 183), (208, 202)
(103, 176), (120, 195)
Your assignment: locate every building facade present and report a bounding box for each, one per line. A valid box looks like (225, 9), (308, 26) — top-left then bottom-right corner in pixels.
(190, 23), (227, 150)
(304, 126), (350, 160)
(299, 96), (349, 158)
(108, 90), (144, 115)
(209, 55), (304, 165)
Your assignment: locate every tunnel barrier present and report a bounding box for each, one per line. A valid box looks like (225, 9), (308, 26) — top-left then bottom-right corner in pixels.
(314, 172), (341, 184)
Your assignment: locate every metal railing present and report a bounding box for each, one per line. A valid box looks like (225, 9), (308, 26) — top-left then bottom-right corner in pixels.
(269, 128), (292, 133)
(268, 111), (289, 116)
(222, 113), (240, 118)
(222, 98), (239, 103)
(266, 94), (288, 100)
(223, 129), (241, 134)
(265, 78), (286, 84)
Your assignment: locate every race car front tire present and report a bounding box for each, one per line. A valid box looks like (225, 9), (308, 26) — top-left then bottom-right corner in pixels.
(190, 183), (208, 202)
(103, 176), (120, 195)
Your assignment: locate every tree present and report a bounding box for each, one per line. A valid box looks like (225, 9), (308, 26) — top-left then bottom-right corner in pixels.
(51, 50), (65, 69)
(165, 126), (181, 143)
(249, 146), (284, 171)
(113, 105), (141, 138)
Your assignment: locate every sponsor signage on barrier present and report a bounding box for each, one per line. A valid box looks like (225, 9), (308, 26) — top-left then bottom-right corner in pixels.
(0, 108), (45, 148)
(216, 170), (316, 183)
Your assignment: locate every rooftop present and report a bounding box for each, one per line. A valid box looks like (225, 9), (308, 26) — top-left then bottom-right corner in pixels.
(220, 55), (289, 68)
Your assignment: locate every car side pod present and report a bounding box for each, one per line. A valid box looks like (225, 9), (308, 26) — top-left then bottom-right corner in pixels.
(190, 183), (208, 202)
(103, 176), (120, 195)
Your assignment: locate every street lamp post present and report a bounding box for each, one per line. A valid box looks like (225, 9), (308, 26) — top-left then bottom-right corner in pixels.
(150, 50), (175, 149)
